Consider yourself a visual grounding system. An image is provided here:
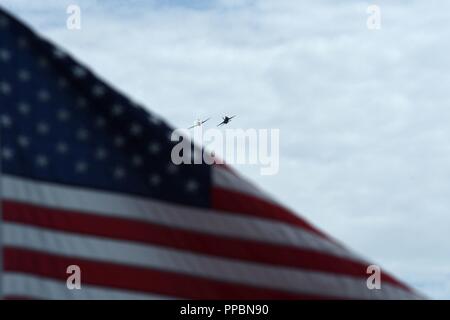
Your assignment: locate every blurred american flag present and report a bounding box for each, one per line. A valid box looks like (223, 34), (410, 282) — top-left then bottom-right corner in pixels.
(0, 7), (421, 299)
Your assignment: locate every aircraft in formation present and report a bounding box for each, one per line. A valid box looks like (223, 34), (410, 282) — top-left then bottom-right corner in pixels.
(188, 115), (236, 129)
(217, 115), (236, 127)
(188, 118), (210, 129)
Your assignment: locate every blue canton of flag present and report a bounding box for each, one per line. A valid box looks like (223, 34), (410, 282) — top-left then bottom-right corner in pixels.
(0, 9), (209, 208)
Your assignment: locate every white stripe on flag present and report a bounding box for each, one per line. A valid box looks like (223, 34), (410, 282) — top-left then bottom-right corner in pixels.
(2, 272), (172, 300)
(212, 166), (273, 200)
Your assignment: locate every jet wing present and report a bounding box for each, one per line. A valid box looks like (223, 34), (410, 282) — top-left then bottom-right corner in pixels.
(201, 117), (210, 124)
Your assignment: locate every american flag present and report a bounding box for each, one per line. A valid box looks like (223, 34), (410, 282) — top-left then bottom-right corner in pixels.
(0, 8), (421, 299)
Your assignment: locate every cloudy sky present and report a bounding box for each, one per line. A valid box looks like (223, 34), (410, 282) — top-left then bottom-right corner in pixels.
(1, 0), (449, 299)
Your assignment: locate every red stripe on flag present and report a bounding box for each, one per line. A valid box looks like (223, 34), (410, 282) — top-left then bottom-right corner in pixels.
(212, 187), (331, 240)
(4, 247), (330, 300)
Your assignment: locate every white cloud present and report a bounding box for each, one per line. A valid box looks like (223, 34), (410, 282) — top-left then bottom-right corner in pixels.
(2, 0), (449, 298)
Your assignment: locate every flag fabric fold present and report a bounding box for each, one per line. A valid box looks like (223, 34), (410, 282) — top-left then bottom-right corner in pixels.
(0, 8), (421, 299)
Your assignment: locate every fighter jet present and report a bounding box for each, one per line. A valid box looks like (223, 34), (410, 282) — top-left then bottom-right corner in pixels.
(217, 115), (236, 127)
(188, 117), (210, 129)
